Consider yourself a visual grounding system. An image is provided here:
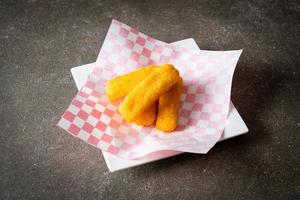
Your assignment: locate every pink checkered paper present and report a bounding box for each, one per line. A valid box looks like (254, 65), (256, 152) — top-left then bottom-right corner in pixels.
(58, 19), (242, 159)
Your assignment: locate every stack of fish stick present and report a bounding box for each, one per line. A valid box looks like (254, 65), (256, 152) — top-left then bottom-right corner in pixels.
(105, 64), (183, 132)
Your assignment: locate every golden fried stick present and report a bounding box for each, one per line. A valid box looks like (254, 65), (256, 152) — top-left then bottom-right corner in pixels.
(156, 77), (183, 132)
(105, 65), (156, 101)
(134, 103), (157, 126)
(119, 64), (180, 122)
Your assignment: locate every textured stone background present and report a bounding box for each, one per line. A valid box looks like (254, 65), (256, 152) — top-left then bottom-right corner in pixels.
(0, 0), (299, 199)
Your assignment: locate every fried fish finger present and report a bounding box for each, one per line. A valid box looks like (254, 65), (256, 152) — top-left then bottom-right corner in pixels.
(156, 77), (183, 132)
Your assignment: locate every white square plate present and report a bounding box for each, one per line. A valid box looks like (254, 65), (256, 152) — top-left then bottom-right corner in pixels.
(71, 38), (248, 172)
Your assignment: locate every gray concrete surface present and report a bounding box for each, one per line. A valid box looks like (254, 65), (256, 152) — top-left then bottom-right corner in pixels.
(0, 0), (299, 199)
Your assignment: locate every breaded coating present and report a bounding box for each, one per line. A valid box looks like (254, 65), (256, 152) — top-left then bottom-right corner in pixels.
(134, 103), (157, 126)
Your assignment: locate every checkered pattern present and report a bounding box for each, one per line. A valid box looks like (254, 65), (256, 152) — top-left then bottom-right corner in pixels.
(58, 19), (242, 159)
